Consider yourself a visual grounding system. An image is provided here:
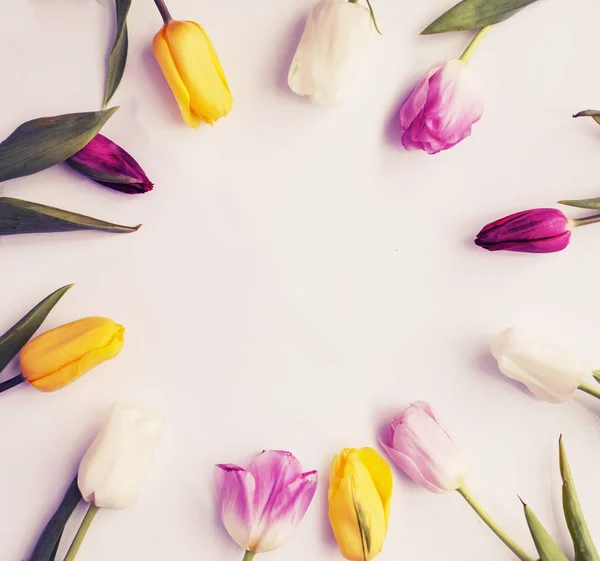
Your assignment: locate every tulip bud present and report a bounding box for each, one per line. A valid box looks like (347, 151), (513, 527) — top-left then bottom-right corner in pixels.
(399, 59), (483, 154)
(152, 14), (233, 128)
(328, 447), (392, 561)
(380, 402), (466, 493)
(475, 208), (572, 253)
(214, 450), (318, 554)
(491, 328), (586, 403)
(66, 134), (153, 194)
(78, 403), (163, 509)
(20, 317), (124, 392)
(288, 0), (374, 106)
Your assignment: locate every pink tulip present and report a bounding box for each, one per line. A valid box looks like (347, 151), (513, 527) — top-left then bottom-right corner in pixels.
(66, 134), (153, 194)
(214, 450), (318, 554)
(399, 59), (483, 155)
(380, 402), (466, 493)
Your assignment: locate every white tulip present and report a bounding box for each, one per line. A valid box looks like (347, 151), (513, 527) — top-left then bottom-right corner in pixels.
(78, 403), (163, 509)
(491, 328), (586, 404)
(288, 0), (373, 106)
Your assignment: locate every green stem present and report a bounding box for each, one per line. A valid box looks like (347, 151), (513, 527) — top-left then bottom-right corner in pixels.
(242, 551), (257, 561)
(578, 382), (600, 400)
(347, 0), (382, 34)
(153, 0), (173, 23)
(63, 504), (100, 561)
(459, 26), (493, 63)
(458, 486), (534, 561)
(571, 214), (600, 228)
(0, 373), (25, 394)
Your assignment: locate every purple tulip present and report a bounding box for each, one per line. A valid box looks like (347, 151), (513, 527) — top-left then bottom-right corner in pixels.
(66, 134), (153, 194)
(475, 208), (572, 253)
(399, 59), (484, 155)
(214, 450), (317, 554)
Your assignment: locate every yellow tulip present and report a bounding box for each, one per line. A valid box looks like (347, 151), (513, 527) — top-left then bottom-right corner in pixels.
(328, 447), (392, 561)
(152, 19), (233, 128)
(20, 317), (124, 392)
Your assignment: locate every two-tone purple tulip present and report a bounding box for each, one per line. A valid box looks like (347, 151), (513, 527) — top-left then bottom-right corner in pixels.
(66, 134), (153, 194)
(214, 450), (318, 560)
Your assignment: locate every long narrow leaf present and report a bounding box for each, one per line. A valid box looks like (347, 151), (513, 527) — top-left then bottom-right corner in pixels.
(522, 501), (569, 561)
(558, 197), (600, 210)
(0, 197), (140, 235)
(0, 108), (118, 182)
(423, 0), (541, 34)
(0, 284), (72, 373)
(573, 110), (600, 126)
(104, 0), (132, 106)
(560, 437), (600, 561)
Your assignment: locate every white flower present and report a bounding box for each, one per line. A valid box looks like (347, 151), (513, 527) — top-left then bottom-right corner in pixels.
(491, 328), (586, 404)
(288, 0), (373, 106)
(78, 403), (163, 509)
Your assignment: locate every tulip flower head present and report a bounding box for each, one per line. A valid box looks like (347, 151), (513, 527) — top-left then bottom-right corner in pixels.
(328, 447), (392, 561)
(288, 0), (377, 106)
(214, 450), (317, 556)
(20, 317), (124, 392)
(66, 134), (153, 194)
(380, 402), (466, 493)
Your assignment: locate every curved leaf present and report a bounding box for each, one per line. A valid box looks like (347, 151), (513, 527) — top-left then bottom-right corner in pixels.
(104, 0), (132, 106)
(573, 110), (600, 126)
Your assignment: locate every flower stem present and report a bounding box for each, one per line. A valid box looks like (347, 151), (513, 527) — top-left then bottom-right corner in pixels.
(153, 0), (173, 23)
(459, 26), (493, 63)
(578, 382), (600, 400)
(457, 485), (534, 561)
(571, 213), (600, 228)
(0, 373), (25, 394)
(63, 504), (100, 561)
(347, 0), (382, 34)
(242, 552), (257, 561)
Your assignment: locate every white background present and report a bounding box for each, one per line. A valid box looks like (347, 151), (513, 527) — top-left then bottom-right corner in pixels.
(2, 0), (600, 559)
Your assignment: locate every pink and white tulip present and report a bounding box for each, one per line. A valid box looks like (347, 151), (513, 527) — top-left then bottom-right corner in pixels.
(380, 401), (466, 493)
(214, 450), (318, 554)
(399, 59), (483, 154)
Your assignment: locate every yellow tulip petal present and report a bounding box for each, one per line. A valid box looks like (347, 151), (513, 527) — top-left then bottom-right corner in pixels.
(152, 26), (201, 128)
(357, 447), (393, 526)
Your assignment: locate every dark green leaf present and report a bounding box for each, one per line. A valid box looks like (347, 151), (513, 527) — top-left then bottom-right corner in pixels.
(574, 110), (600, 126)
(593, 371), (600, 385)
(0, 197), (141, 236)
(104, 0), (132, 106)
(422, 0), (541, 34)
(522, 500), (569, 560)
(30, 477), (82, 561)
(0, 108), (118, 183)
(351, 477), (371, 560)
(560, 437), (600, 561)
(558, 197), (600, 210)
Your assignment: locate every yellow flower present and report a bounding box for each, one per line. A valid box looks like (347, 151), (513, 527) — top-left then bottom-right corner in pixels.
(152, 20), (233, 128)
(20, 317), (124, 392)
(328, 447), (392, 561)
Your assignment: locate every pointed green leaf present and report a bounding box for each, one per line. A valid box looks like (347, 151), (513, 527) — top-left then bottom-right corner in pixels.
(574, 110), (600, 126)
(560, 437), (600, 561)
(104, 0), (132, 106)
(0, 108), (118, 183)
(422, 0), (541, 34)
(558, 197), (600, 210)
(593, 371), (600, 385)
(350, 477), (371, 561)
(522, 501), (569, 560)
(0, 284), (72, 374)
(30, 477), (82, 561)
(0, 197), (141, 236)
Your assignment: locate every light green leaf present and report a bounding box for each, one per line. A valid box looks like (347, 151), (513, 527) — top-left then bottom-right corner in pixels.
(574, 110), (600, 126)
(593, 371), (600, 385)
(422, 0), (541, 34)
(0, 108), (118, 183)
(560, 437), (600, 561)
(522, 500), (569, 560)
(0, 284), (72, 374)
(104, 0), (132, 106)
(558, 197), (600, 210)
(0, 197), (141, 236)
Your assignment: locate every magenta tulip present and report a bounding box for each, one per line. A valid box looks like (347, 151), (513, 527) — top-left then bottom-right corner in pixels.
(475, 208), (571, 253)
(214, 450), (317, 555)
(399, 59), (484, 155)
(66, 134), (153, 194)
(380, 401), (466, 493)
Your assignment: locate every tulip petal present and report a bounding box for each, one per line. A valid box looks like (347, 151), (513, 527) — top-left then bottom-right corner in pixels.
(380, 441), (442, 493)
(214, 464), (256, 550)
(356, 448), (393, 526)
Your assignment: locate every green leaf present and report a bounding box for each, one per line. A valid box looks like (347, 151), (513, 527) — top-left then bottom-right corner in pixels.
(104, 0), (132, 106)
(558, 197), (600, 210)
(351, 477), (371, 561)
(522, 500), (569, 560)
(422, 0), (541, 34)
(30, 476), (82, 561)
(0, 108), (118, 183)
(593, 371), (600, 385)
(560, 437), (600, 561)
(573, 110), (600, 126)
(0, 284), (72, 374)
(0, 197), (141, 235)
